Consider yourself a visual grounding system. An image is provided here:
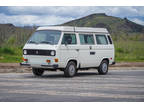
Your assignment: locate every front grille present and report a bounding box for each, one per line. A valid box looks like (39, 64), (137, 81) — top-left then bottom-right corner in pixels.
(23, 49), (55, 56)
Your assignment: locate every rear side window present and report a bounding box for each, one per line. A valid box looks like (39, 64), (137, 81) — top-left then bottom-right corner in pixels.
(107, 35), (113, 44)
(79, 34), (94, 45)
(96, 35), (108, 45)
(61, 33), (77, 44)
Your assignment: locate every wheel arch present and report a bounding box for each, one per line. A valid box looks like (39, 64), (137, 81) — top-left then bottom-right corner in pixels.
(66, 59), (79, 68)
(102, 58), (109, 64)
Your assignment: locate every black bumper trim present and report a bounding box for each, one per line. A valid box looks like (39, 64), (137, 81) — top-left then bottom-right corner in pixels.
(41, 64), (58, 69)
(112, 61), (116, 65)
(20, 63), (30, 66)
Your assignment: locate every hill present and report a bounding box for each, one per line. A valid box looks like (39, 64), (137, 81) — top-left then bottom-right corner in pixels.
(62, 13), (144, 40)
(0, 24), (34, 46)
(0, 13), (144, 46)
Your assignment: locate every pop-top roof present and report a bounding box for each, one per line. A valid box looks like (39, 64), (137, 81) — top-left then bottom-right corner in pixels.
(37, 26), (109, 33)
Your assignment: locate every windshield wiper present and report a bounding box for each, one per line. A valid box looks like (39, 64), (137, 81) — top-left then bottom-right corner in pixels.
(39, 41), (52, 44)
(28, 40), (38, 44)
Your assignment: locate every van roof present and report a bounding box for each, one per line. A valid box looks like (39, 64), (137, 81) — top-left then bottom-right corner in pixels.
(37, 26), (109, 33)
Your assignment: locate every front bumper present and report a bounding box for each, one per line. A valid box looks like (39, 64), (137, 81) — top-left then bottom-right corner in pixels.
(20, 62), (58, 69)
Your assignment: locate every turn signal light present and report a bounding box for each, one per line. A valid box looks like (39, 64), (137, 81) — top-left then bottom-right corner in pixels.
(22, 57), (28, 61)
(46, 60), (51, 63)
(55, 58), (59, 62)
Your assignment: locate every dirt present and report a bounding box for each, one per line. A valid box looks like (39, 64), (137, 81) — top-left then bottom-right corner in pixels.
(0, 62), (144, 73)
(111, 62), (144, 67)
(0, 63), (31, 73)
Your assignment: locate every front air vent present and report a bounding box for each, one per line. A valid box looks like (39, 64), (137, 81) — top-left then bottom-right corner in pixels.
(23, 49), (55, 56)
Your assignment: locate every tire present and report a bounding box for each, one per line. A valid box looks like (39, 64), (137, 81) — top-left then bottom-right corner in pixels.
(98, 60), (109, 75)
(64, 61), (77, 77)
(32, 68), (44, 76)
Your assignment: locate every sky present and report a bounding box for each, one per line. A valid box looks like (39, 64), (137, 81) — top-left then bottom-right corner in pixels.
(0, 6), (144, 26)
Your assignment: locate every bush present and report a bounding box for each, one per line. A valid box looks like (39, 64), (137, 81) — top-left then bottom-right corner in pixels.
(0, 47), (15, 55)
(116, 48), (124, 53)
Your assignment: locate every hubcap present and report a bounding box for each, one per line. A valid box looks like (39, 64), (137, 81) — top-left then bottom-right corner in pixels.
(102, 63), (108, 73)
(69, 64), (75, 76)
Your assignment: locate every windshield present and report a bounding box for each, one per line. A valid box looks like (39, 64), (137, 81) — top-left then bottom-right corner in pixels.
(27, 30), (61, 45)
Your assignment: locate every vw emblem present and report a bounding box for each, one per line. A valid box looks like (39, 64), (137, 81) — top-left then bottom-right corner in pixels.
(36, 51), (38, 54)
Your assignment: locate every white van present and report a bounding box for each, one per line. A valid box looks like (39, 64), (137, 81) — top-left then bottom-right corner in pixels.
(20, 26), (115, 77)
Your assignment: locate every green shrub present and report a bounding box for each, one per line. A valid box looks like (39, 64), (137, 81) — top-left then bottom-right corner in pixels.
(0, 47), (15, 55)
(116, 48), (124, 53)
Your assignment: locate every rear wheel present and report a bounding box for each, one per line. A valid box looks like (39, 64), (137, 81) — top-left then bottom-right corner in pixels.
(32, 68), (44, 76)
(64, 61), (77, 77)
(98, 60), (109, 75)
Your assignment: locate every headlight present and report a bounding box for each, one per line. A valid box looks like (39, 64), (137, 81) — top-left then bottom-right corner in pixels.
(50, 50), (55, 56)
(23, 50), (27, 55)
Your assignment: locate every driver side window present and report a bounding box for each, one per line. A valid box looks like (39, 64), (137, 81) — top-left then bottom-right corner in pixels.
(61, 33), (77, 44)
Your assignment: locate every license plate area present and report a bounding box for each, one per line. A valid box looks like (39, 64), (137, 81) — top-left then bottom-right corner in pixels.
(26, 56), (52, 64)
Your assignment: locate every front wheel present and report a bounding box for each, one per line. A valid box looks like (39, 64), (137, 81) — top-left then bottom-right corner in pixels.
(98, 60), (109, 75)
(64, 61), (77, 77)
(32, 68), (44, 76)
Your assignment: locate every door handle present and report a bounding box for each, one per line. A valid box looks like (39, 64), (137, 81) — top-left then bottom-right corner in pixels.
(90, 52), (95, 55)
(76, 49), (79, 51)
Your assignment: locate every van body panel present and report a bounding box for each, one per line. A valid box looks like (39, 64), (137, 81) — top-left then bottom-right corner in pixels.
(59, 45), (79, 68)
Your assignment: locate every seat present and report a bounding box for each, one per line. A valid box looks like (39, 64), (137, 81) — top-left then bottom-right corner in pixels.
(65, 36), (72, 44)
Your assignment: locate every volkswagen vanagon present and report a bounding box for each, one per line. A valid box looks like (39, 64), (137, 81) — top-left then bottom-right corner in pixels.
(20, 26), (115, 77)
